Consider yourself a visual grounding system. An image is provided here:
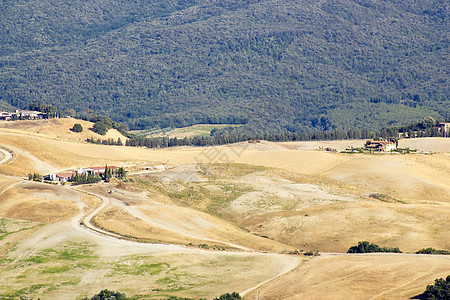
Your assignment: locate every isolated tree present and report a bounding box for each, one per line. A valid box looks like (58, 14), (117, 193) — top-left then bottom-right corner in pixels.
(72, 123), (83, 132)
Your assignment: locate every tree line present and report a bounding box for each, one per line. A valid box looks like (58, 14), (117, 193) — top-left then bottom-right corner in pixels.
(86, 137), (123, 146)
(121, 117), (449, 149)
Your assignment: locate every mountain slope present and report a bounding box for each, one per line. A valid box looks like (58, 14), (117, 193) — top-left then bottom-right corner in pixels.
(0, 0), (448, 132)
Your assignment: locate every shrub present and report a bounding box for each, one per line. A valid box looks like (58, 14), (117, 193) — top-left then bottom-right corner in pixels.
(214, 292), (242, 300)
(416, 248), (450, 255)
(347, 241), (401, 253)
(418, 275), (450, 300)
(82, 289), (128, 300)
(72, 123), (83, 132)
(93, 121), (110, 135)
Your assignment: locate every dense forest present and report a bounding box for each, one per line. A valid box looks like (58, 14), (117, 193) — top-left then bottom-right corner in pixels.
(0, 0), (448, 134)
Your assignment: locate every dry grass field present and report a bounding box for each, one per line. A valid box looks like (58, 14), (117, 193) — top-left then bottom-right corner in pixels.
(0, 121), (449, 299)
(0, 118), (126, 143)
(244, 254), (450, 300)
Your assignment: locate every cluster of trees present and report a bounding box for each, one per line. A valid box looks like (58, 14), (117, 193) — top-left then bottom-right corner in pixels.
(214, 292), (241, 300)
(70, 173), (101, 185)
(27, 173), (42, 182)
(416, 248), (450, 255)
(82, 290), (127, 300)
(86, 137), (123, 146)
(70, 166), (126, 185)
(397, 117), (450, 138)
(27, 102), (58, 118)
(418, 275), (450, 300)
(92, 116), (129, 136)
(347, 241), (402, 254)
(1, 0), (448, 133)
(104, 165), (127, 180)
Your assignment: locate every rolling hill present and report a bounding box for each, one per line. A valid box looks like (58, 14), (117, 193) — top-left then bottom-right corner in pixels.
(0, 0), (448, 132)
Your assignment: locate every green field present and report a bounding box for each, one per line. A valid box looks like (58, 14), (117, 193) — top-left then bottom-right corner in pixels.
(132, 124), (241, 139)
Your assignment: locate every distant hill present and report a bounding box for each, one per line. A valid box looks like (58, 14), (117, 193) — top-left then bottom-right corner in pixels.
(0, 0), (448, 133)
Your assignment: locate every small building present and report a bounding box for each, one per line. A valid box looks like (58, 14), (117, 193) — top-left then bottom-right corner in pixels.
(46, 165), (123, 183)
(14, 110), (46, 119)
(84, 166), (119, 176)
(435, 123), (450, 134)
(0, 112), (12, 121)
(365, 141), (396, 152)
(55, 172), (74, 182)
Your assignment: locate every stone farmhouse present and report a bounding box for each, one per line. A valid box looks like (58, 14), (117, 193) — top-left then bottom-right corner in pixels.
(365, 141), (396, 152)
(435, 123), (450, 135)
(0, 110), (46, 121)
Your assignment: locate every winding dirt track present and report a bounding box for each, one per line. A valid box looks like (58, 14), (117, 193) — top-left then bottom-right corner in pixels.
(0, 147), (12, 165)
(71, 187), (125, 240)
(67, 186), (303, 294)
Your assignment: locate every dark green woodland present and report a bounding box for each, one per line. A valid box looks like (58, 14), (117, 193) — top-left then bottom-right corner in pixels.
(0, 0), (448, 133)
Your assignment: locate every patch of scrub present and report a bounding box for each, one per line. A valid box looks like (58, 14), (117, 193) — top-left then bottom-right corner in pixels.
(110, 255), (169, 276)
(23, 241), (97, 265)
(0, 217), (41, 240)
(229, 173), (356, 217)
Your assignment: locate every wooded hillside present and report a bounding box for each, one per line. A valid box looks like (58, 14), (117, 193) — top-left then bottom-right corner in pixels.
(0, 0), (448, 133)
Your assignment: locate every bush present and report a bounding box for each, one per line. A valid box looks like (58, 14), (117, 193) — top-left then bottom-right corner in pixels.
(418, 275), (450, 300)
(72, 123), (83, 132)
(214, 292), (241, 300)
(82, 289), (128, 300)
(93, 121), (110, 135)
(416, 248), (450, 255)
(347, 241), (401, 253)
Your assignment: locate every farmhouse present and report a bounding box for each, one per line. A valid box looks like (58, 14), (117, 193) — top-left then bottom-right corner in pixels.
(0, 112), (12, 121)
(80, 166), (119, 176)
(435, 123), (450, 134)
(46, 166), (122, 183)
(365, 141), (396, 152)
(18, 110), (46, 119)
(46, 172), (74, 182)
(0, 110), (46, 120)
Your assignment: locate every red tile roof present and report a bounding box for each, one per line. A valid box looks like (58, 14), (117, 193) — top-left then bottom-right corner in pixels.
(56, 172), (73, 178)
(87, 166), (119, 170)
